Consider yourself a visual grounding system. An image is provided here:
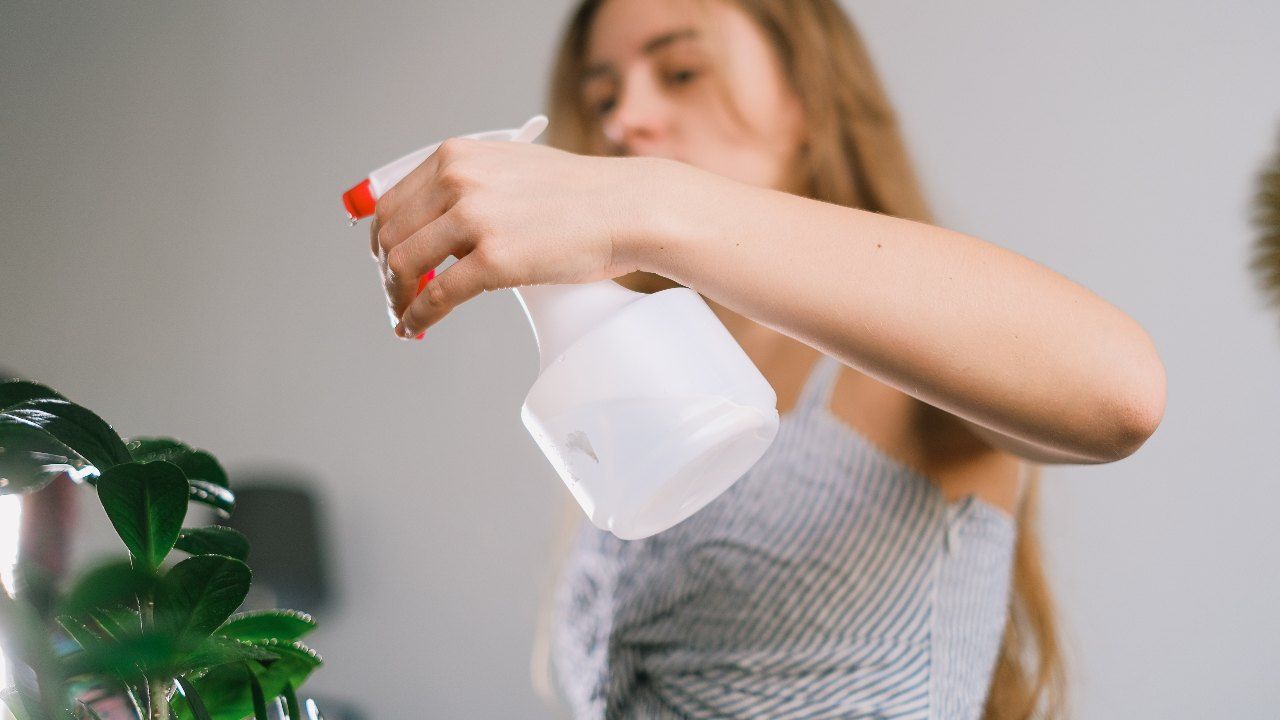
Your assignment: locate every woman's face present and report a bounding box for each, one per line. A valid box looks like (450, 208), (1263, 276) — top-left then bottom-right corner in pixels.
(582, 0), (806, 191)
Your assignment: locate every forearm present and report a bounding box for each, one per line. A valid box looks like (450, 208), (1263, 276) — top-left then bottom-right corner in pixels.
(622, 158), (1166, 463)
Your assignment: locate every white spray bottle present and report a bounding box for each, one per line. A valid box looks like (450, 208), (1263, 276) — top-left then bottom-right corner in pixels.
(342, 115), (780, 540)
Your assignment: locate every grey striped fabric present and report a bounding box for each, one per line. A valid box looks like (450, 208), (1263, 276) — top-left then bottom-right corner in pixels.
(551, 354), (1017, 719)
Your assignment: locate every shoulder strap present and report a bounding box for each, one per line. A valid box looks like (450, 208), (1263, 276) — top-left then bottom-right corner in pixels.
(794, 354), (842, 413)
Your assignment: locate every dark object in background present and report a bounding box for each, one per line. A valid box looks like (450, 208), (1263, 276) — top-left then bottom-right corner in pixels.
(223, 473), (333, 615)
(224, 474), (367, 720)
(19, 474), (77, 578)
(1251, 128), (1280, 312)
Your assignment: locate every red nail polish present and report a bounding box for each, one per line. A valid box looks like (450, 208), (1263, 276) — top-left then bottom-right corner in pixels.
(415, 332), (425, 340)
(417, 269), (436, 294)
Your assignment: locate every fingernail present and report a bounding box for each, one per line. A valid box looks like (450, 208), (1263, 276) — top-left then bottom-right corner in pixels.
(415, 332), (425, 340)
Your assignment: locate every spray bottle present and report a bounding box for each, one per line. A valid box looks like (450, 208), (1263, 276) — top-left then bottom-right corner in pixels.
(342, 115), (779, 540)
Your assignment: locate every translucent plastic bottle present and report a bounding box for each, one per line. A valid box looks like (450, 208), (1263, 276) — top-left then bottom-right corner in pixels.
(343, 115), (780, 539)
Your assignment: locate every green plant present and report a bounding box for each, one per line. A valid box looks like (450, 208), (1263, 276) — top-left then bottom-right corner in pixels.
(0, 379), (322, 720)
(1252, 128), (1280, 310)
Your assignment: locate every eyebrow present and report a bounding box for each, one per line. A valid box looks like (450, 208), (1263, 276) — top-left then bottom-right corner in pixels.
(582, 28), (700, 82)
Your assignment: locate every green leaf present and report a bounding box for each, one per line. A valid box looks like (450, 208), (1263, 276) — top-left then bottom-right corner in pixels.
(74, 699), (106, 720)
(0, 465), (63, 496)
(173, 636), (280, 676)
(128, 438), (229, 489)
(58, 632), (181, 682)
(124, 685), (147, 720)
(249, 640), (321, 695)
(1, 399), (131, 472)
(247, 668), (269, 720)
(280, 683), (301, 720)
(96, 462), (189, 569)
(0, 686), (42, 720)
(0, 379), (66, 411)
(187, 479), (236, 517)
(58, 560), (153, 618)
(173, 676), (213, 720)
(173, 649), (313, 720)
(205, 637), (283, 664)
(126, 438), (236, 515)
(0, 387), (86, 495)
(64, 633), (266, 690)
(60, 631), (260, 686)
(175, 527), (248, 562)
(56, 615), (105, 651)
(156, 556), (251, 639)
(88, 606), (141, 640)
(216, 610), (316, 643)
(0, 418), (79, 495)
(243, 640), (321, 671)
(173, 664), (254, 720)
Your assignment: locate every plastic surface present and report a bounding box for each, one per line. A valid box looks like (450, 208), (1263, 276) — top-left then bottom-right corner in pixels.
(342, 115), (550, 221)
(342, 178), (376, 221)
(343, 114), (780, 539)
(516, 282), (779, 540)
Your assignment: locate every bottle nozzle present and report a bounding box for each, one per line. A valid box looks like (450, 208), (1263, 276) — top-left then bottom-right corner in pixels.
(514, 114), (550, 144)
(342, 178), (376, 222)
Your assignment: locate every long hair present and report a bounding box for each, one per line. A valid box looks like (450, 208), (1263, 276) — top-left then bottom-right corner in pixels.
(531, 1), (1066, 717)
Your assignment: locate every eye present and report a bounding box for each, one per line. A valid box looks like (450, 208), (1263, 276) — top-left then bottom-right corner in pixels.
(667, 68), (700, 85)
(594, 97), (617, 117)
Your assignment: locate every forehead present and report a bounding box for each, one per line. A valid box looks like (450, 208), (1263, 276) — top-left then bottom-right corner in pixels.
(584, 0), (711, 66)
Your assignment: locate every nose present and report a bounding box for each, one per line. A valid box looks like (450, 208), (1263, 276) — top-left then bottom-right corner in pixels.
(602, 68), (670, 156)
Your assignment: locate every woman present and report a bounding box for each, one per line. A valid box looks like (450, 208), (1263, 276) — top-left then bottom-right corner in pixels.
(369, 0), (1166, 716)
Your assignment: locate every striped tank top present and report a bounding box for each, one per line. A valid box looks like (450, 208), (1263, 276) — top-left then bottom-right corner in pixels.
(550, 354), (1018, 719)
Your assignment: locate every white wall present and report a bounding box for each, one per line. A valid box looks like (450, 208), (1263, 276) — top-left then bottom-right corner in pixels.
(2, 1), (1278, 717)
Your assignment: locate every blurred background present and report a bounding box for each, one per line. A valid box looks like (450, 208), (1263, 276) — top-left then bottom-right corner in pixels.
(3, 1), (1279, 717)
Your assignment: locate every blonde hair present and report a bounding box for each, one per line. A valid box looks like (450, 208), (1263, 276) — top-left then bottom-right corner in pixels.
(531, 1), (1066, 717)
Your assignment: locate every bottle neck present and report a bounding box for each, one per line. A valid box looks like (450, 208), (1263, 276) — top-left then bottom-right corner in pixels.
(512, 279), (645, 373)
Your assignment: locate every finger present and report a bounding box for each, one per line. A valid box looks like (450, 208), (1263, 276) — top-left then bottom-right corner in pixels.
(368, 140), (453, 260)
(383, 208), (471, 318)
(372, 137), (478, 268)
(369, 215), (383, 259)
(395, 254), (491, 338)
(374, 148), (443, 222)
(382, 268), (435, 331)
(373, 197), (454, 274)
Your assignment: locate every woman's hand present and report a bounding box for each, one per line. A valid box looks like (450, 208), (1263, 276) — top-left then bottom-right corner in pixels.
(369, 139), (653, 339)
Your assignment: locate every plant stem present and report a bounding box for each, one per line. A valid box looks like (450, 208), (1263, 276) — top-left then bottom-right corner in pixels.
(140, 597), (170, 720)
(149, 678), (170, 720)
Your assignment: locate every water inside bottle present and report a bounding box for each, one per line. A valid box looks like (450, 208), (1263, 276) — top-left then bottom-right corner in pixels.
(524, 392), (776, 538)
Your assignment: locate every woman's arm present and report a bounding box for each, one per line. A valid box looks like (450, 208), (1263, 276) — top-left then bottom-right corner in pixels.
(620, 158), (1167, 465)
(372, 141), (1164, 464)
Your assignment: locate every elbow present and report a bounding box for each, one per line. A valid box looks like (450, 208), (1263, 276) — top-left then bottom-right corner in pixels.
(1106, 382), (1165, 461)
(1098, 334), (1168, 462)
